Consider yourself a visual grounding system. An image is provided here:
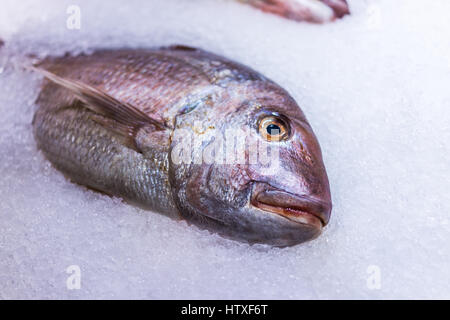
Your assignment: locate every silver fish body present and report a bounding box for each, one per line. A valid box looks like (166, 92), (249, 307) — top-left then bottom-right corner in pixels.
(32, 46), (332, 246)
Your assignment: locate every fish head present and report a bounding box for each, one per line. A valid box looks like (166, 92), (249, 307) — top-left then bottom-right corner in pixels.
(169, 83), (331, 246)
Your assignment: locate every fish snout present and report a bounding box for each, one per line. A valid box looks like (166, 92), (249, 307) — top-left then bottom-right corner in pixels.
(251, 186), (331, 230)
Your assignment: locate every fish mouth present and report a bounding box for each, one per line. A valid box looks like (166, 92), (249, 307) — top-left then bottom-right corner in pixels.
(251, 186), (331, 230)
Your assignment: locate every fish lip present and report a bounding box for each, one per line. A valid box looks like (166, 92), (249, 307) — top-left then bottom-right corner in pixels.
(250, 186), (331, 229)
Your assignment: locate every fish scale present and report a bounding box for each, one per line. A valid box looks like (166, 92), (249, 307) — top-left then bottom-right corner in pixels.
(32, 46), (331, 246)
(33, 106), (177, 217)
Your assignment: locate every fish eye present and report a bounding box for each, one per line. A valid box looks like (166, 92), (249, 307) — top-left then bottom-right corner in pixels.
(258, 115), (289, 142)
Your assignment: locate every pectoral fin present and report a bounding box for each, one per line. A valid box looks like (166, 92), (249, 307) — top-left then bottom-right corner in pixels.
(32, 66), (168, 152)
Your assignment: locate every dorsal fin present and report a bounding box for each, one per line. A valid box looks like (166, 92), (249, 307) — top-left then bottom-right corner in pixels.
(166, 44), (198, 52)
(31, 66), (167, 131)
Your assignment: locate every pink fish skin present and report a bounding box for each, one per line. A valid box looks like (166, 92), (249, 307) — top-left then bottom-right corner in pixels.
(239, 0), (350, 23)
(32, 46), (332, 247)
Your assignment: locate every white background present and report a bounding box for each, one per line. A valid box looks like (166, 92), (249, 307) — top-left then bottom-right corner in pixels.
(0, 0), (449, 299)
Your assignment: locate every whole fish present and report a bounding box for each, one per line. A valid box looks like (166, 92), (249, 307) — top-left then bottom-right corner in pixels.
(32, 46), (332, 246)
(238, 0), (350, 23)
